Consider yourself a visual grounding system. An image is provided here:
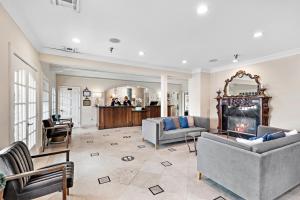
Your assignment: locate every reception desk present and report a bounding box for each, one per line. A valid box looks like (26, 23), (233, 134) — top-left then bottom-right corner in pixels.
(97, 105), (172, 129)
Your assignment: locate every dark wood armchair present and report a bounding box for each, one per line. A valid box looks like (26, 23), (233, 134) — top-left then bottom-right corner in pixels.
(0, 141), (74, 200)
(42, 119), (70, 152)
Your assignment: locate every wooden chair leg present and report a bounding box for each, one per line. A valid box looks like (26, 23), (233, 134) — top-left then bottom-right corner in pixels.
(62, 167), (67, 200)
(67, 188), (69, 196)
(197, 172), (202, 180)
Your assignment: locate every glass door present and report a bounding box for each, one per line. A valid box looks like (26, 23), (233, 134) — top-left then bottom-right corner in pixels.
(12, 55), (37, 149)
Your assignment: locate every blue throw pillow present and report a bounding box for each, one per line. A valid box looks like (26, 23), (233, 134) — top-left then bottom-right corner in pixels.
(266, 131), (285, 141)
(163, 118), (176, 131)
(249, 134), (268, 142)
(179, 116), (189, 128)
(249, 131), (286, 142)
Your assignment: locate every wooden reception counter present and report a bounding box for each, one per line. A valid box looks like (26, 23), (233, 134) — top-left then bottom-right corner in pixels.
(97, 105), (172, 129)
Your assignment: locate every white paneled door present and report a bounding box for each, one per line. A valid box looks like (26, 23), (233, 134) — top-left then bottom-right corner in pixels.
(59, 87), (81, 127)
(12, 54), (37, 149)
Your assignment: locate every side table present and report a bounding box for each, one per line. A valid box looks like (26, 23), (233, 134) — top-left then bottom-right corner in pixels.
(185, 131), (201, 155)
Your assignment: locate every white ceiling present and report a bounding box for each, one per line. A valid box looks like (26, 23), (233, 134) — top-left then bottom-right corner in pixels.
(2, 0), (300, 72)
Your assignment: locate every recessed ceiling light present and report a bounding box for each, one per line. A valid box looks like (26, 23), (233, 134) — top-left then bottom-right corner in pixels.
(209, 58), (218, 63)
(182, 60), (187, 64)
(197, 4), (208, 15)
(253, 31), (263, 38)
(72, 37), (80, 44)
(109, 38), (121, 43)
(139, 51), (145, 56)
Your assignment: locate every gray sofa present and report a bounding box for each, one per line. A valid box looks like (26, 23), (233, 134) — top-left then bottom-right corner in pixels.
(197, 125), (300, 200)
(142, 116), (209, 148)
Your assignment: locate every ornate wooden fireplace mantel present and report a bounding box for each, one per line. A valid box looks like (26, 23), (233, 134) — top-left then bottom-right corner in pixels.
(216, 70), (271, 136)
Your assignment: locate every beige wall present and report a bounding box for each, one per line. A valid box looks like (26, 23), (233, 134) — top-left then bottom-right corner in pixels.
(56, 75), (184, 126)
(0, 4), (43, 149)
(209, 54), (300, 130)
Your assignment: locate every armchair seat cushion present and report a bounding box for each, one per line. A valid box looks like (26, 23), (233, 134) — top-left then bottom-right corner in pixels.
(38, 161), (74, 188)
(161, 127), (206, 141)
(47, 129), (68, 138)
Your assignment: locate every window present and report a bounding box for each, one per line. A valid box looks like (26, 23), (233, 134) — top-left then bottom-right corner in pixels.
(42, 79), (49, 119)
(52, 87), (56, 115)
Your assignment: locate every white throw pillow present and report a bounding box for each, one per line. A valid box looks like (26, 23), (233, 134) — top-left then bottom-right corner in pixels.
(236, 138), (263, 146)
(285, 129), (298, 137)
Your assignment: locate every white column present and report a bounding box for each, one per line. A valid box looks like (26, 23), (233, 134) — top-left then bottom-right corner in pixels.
(161, 74), (168, 117)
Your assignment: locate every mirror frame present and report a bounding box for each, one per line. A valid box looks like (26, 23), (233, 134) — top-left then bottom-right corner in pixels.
(223, 70), (261, 97)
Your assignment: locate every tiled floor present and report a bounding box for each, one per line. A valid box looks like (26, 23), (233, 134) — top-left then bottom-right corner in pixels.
(36, 127), (300, 200)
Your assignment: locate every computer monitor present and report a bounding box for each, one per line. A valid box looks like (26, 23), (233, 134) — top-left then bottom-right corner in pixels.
(150, 101), (158, 106)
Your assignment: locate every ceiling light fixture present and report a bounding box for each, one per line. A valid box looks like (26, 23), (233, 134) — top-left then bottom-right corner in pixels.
(253, 31), (263, 38)
(139, 51), (145, 56)
(109, 38), (121, 43)
(232, 54), (239, 63)
(72, 37), (80, 44)
(182, 60), (187, 64)
(197, 4), (208, 15)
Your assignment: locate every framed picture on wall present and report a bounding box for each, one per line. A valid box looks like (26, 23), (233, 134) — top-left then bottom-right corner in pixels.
(83, 98), (91, 106)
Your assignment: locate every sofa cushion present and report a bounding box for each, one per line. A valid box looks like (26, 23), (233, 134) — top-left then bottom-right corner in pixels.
(187, 116), (195, 127)
(179, 116), (189, 128)
(252, 133), (300, 154)
(161, 127), (205, 141)
(172, 117), (180, 129)
(163, 118), (176, 131)
(202, 132), (252, 151)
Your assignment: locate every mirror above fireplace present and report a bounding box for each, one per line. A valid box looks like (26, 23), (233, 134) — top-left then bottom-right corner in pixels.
(223, 70), (261, 97)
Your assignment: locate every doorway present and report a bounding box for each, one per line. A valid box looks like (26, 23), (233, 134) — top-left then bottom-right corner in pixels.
(58, 86), (81, 127)
(12, 54), (37, 149)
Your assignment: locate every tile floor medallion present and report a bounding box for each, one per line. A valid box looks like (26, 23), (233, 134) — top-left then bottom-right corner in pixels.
(111, 143), (118, 146)
(148, 185), (164, 195)
(213, 196), (226, 200)
(36, 126), (300, 200)
(121, 156), (135, 162)
(123, 136), (131, 139)
(168, 147), (177, 152)
(98, 176), (111, 184)
(90, 152), (99, 157)
(161, 161), (172, 167)
(137, 145), (146, 149)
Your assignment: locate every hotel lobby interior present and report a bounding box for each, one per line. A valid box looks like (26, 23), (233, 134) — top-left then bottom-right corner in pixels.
(0, 0), (300, 200)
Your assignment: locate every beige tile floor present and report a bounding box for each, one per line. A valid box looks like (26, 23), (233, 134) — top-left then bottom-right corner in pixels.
(36, 127), (300, 200)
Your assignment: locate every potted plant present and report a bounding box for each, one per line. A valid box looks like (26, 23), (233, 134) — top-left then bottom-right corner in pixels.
(0, 173), (6, 200)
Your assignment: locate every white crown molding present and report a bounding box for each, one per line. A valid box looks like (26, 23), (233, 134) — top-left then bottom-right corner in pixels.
(1, 1), (41, 51)
(208, 48), (300, 73)
(40, 47), (193, 74)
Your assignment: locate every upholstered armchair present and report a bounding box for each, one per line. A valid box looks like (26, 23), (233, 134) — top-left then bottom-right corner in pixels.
(0, 141), (74, 200)
(42, 119), (70, 152)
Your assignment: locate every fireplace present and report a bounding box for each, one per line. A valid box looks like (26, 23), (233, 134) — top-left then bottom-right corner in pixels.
(215, 70), (271, 137)
(217, 98), (270, 136)
(222, 103), (261, 135)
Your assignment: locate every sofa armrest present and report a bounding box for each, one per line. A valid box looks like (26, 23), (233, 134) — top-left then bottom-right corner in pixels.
(193, 116), (210, 130)
(258, 141), (300, 200)
(142, 120), (160, 146)
(197, 137), (261, 200)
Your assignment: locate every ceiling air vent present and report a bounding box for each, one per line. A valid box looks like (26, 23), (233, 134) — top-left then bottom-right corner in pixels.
(51, 0), (80, 12)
